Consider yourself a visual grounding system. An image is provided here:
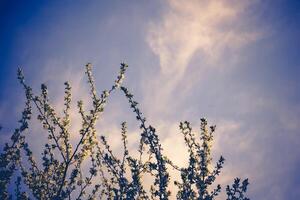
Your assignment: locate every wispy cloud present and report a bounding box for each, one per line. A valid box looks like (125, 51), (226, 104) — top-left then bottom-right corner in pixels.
(145, 0), (261, 117)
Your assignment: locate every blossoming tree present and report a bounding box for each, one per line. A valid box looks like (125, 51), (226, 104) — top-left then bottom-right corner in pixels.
(0, 63), (249, 200)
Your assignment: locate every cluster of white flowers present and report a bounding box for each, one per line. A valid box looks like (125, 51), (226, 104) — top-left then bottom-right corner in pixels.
(0, 63), (249, 200)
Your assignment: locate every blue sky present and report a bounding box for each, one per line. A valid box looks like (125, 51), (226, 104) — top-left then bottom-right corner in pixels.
(0, 0), (300, 199)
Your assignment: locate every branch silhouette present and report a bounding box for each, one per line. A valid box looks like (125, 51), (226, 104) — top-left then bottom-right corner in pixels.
(0, 63), (249, 200)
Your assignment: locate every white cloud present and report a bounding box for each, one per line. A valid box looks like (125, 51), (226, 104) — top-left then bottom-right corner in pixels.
(145, 0), (261, 117)
(147, 0), (259, 75)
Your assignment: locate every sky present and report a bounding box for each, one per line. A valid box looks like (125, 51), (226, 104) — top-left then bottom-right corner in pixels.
(0, 0), (300, 199)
